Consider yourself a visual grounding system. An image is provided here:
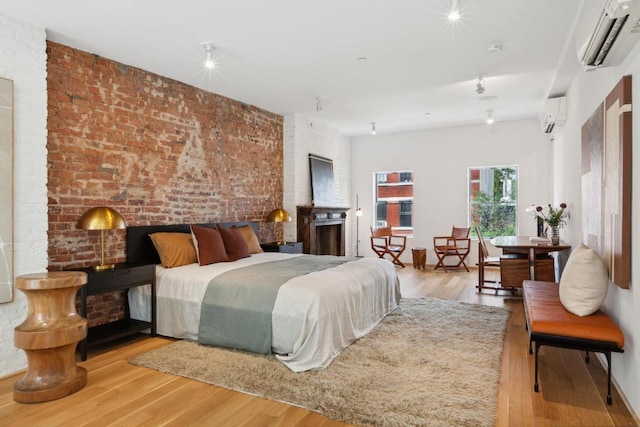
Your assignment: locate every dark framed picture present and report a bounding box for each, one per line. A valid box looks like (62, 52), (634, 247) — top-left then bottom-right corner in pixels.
(309, 154), (335, 207)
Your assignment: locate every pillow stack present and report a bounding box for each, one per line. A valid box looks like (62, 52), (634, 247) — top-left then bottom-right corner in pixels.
(150, 224), (262, 267)
(559, 244), (609, 316)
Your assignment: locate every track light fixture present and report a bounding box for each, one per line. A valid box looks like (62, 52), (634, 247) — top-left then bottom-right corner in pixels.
(447, 0), (462, 21)
(371, 122), (376, 134)
(316, 97), (323, 112)
(475, 75), (486, 95)
(486, 110), (494, 125)
(201, 42), (215, 69)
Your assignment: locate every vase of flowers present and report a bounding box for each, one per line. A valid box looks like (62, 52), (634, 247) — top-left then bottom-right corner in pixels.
(534, 203), (568, 245)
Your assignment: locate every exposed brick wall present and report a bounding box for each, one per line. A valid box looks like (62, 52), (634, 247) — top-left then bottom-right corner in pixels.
(46, 41), (283, 326)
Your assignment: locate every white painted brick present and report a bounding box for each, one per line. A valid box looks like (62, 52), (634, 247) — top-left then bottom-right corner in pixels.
(283, 115), (353, 252)
(0, 13), (48, 377)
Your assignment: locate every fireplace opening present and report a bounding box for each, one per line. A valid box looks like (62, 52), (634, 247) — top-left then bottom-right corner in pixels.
(315, 224), (342, 256)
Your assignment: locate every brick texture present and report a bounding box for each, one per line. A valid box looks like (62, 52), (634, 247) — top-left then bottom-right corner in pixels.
(46, 41), (283, 326)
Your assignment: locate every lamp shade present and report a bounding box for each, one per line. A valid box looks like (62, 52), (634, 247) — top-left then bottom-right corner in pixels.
(266, 208), (291, 223)
(77, 207), (127, 230)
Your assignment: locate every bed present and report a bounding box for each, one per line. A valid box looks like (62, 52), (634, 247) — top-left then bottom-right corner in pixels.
(126, 222), (401, 372)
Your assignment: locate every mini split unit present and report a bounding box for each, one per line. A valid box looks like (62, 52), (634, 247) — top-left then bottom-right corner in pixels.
(580, 0), (640, 68)
(540, 97), (567, 136)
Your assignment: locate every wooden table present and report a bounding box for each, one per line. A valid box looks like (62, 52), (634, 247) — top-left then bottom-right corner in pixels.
(490, 236), (571, 281)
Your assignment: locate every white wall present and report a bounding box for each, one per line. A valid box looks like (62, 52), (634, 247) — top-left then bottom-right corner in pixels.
(283, 114), (352, 247)
(0, 14), (48, 377)
(351, 119), (553, 265)
(553, 43), (640, 415)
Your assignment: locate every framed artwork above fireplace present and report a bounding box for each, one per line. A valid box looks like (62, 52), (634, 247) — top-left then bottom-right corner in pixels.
(309, 154), (335, 207)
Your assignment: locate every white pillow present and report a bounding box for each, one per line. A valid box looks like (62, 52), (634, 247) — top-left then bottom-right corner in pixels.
(559, 244), (608, 316)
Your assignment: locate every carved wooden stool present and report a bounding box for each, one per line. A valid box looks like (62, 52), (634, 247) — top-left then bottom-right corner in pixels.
(14, 271), (88, 403)
(412, 247), (426, 270)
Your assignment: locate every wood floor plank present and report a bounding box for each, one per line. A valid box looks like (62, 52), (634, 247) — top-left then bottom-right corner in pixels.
(0, 264), (637, 426)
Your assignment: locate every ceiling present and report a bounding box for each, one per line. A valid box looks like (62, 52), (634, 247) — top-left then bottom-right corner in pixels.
(0, 0), (591, 136)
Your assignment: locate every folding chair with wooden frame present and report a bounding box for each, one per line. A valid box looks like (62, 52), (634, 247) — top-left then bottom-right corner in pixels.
(433, 226), (471, 272)
(475, 225), (527, 294)
(370, 226), (406, 267)
(475, 225), (503, 293)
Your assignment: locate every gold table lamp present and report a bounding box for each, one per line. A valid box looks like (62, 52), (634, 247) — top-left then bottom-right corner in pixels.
(267, 208), (291, 245)
(77, 207), (127, 270)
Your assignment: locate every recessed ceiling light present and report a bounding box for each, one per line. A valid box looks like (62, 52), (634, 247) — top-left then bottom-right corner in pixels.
(424, 112), (431, 116)
(479, 95), (498, 101)
(357, 57), (368, 62)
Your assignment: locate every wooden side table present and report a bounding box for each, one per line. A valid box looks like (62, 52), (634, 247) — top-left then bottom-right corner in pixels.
(75, 262), (156, 361)
(412, 247), (426, 270)
(14, 271), (88, 403)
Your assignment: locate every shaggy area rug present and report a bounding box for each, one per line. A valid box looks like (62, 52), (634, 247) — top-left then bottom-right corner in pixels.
(130, 298), (509, 427)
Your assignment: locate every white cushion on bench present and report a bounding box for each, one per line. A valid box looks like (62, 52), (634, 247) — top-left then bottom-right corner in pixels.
(559, 244), (608, 316)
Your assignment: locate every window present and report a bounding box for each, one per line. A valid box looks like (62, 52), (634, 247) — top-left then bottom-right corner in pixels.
(376, 201), (387, 226)
(400, 201), (412, 227)
(374, 170), (413, 237)
(468, 166), (517, 238)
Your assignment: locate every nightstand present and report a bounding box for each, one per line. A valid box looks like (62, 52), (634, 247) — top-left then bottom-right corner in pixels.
(260, 242), (303, 254)
(74, 262), (156, 360)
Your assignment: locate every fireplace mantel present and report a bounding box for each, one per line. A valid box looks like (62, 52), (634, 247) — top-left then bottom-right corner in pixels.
(297, 206), (349, 256)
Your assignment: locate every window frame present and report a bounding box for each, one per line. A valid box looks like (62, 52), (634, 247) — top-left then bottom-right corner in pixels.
(468, 165), (518, 238)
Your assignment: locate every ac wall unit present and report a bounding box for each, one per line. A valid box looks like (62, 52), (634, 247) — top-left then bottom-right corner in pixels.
(540, 97), (567, 135)
(580, 0), (640, 68)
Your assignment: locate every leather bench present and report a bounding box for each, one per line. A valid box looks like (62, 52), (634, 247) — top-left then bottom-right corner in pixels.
(522, 280), (625, 405)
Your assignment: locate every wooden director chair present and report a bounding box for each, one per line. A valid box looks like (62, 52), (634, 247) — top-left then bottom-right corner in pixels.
(475, 225), (528, 294)
(370, 226), (406, 267)
(433, 226), (471, 272)
(475, 225), (504, 293)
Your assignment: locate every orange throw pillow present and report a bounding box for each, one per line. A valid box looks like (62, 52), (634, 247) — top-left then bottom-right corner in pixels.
(236, 225), (263, 254)
(149, 232), (197, 268)
(217, 225), (250, 261)
(190, 224), (230, 265)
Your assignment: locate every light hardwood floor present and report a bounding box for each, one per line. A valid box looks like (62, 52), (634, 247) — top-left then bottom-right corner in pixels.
(0, 265), (638, 426)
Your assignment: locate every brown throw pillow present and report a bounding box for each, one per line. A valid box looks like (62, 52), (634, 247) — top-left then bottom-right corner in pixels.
(149, 232), (197, 268)
(217, 224), (251, 261)
(190, 224), (230, 265)
(236, 225), (263, 254)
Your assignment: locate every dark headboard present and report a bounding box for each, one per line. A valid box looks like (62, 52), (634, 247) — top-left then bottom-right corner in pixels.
(126, 221), (260, 265)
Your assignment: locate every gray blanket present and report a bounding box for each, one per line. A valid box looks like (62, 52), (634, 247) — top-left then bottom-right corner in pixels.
(198, 255), (353, 353)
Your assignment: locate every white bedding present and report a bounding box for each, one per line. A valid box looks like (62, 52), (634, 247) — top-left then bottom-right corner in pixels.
(129, 252), (401, 372)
